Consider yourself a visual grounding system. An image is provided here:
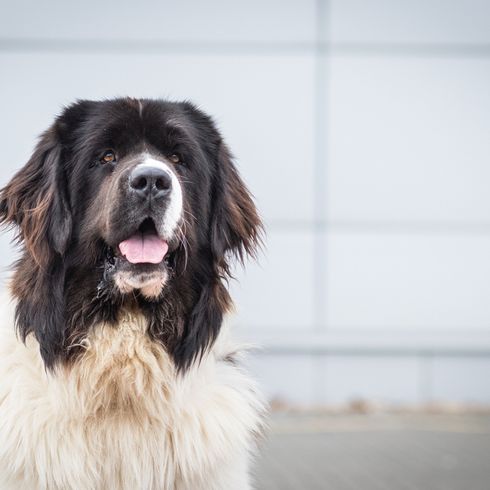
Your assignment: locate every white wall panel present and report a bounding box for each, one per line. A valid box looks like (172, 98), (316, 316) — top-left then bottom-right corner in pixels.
(325, 232), (490, 330)
(0, 0), (316, 43)
(326, 57), (490, 224)
(245, 354), (317, 406)
(330, 0), (490, 44)
(230, 230), (315, 330)
(0, 52), (315, 226)
(431, 358), (490, 403)
(324, 356), (421, 404)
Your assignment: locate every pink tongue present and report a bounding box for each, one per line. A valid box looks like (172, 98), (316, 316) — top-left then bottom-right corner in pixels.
(119, 234), (169, 264)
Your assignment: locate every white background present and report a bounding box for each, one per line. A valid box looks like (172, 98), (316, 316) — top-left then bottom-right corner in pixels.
(1, 0), (489, 406)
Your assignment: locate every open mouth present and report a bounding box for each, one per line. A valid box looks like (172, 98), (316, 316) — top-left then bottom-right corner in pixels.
(118, 218), (172, 266)
(102, 218), (178, 297)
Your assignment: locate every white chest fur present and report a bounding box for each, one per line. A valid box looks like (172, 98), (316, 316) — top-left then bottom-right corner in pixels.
(0, 313), (264, 490)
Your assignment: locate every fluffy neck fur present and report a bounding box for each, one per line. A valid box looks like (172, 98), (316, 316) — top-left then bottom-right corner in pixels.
(0, 310), (264, 490)
(63, 313), (175, 419)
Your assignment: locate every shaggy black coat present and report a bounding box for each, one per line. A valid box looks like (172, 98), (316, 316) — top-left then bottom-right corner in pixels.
(0, 98), (262, 371)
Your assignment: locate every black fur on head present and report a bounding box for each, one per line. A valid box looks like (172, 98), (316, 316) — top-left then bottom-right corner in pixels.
(0, 98), (262, 371)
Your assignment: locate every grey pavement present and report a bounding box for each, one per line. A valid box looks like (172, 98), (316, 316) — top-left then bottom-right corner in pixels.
(254, 413), (490, 490)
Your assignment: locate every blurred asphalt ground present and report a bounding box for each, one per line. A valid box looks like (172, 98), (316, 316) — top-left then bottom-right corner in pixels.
(255, 412), (490, 490)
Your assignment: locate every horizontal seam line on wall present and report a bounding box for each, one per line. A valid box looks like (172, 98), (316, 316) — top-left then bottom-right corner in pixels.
(264, 221), (490, 234)
(252, 347), (490, 357)
(239, 326), (490, 332)
(1, 39), (490, 57)
(237, 328), (490, 355)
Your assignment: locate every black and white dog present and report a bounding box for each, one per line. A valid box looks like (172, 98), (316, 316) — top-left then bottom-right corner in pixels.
(0, 98), (265, 489)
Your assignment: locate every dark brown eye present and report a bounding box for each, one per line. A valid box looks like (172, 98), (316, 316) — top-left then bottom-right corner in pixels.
(169, 153), (181, 164)
(100, 150), (116, 164)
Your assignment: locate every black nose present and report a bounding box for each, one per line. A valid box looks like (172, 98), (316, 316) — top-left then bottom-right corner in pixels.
(129, 166), (172, 199)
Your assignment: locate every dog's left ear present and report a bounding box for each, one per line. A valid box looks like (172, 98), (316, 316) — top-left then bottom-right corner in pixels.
(172, 140), (263, 372)
(0, 126), (72, 264)
(210, 142), (263, 273)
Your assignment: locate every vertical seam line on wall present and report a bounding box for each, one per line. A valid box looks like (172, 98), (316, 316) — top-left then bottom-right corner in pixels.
(313, 0), (330, 405)
(313, 0), (329, 331)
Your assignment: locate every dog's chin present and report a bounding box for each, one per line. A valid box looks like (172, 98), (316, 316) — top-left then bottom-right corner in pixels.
(113, 261), (169, 299)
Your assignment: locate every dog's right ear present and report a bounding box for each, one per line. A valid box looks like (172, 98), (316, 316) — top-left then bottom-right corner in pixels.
(0, 125), (73, 370)
(0, 126), (72, 265)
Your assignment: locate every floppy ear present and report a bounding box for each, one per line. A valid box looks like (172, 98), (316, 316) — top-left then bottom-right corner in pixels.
(0, 126), (72, 369)
(173, 141), (263, 372)
(210, 142), (263, 274)
(0, 126), (72, 264)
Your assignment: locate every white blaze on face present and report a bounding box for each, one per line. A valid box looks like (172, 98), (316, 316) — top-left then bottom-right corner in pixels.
(137, 155), (183, 237)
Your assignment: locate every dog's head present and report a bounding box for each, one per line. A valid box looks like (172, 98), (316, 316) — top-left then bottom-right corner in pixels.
(0, 98), (262, 370)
